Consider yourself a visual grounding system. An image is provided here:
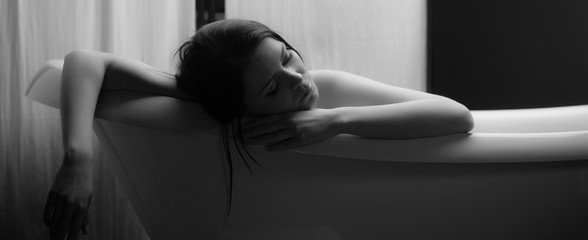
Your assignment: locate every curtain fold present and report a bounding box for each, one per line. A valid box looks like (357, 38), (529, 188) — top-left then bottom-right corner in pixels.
(0, 1), (195, 239)
(226, 0), (427, 91)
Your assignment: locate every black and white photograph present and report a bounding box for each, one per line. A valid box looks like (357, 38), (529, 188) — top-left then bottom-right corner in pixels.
(1, 0), (588, 239)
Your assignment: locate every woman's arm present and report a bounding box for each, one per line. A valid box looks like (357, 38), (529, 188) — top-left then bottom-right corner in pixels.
(313, 70), (474, 138)
(45, 49), (185, 240)
(44, 49), (112, 240)
(243, 70), (473, 151)
(60, 50), (117, 160)
(333, 99), (473, 138)
(60, 49), (187, 167)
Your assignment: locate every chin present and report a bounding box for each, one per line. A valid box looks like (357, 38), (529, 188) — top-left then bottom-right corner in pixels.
(306, 92), (319, 109)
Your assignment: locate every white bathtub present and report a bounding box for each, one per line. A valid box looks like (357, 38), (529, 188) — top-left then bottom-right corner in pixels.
(28, 60), (588, 240)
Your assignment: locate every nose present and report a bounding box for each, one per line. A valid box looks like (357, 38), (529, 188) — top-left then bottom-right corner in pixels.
(282, 68), (304, 91)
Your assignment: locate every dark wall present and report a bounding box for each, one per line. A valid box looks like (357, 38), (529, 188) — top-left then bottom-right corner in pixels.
(428, 0), (588, 110)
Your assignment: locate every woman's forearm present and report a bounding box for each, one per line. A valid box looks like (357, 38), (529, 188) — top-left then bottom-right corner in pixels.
(332, 98), (474, 139)
(60, 50), (109, 162)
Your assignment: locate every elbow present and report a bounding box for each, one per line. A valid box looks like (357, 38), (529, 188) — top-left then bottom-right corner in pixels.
(62, 49), (110, 82)
(64, 49), (94, 64)
(64, 50), (94, 73)
(453, 102), (475, 134)
(433, 97), (474, 134)
(461, 109), (475, 133)
(64, 49), (112, 67)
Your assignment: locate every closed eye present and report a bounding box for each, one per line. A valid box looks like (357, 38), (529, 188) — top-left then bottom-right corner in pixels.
(266, 45), (293, 97)
(283, 49), (292, 65)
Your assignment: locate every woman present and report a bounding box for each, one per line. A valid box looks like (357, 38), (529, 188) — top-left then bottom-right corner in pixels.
(43, 19), (473, 240)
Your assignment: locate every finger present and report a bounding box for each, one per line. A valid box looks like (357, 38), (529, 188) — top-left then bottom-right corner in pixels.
(44, 191), (57, 227)
(243, 115), (300, 140)
(66, 210), (84, 240)
(248, 128), (299, 145)
(53, 204), (75, 240)
(82, 197), (91, 235)
(244, 122), (290, 140)
(81, 213), (89, 235)
(266, 137), (305, 152)
(50, 197), (65, 230)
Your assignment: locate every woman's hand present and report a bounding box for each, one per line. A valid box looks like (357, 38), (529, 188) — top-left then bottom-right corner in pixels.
(44, 153), (93, 240)
(243, 108), (343, 151)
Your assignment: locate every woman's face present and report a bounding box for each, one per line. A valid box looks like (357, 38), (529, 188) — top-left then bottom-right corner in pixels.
(242, 38), (318, 116)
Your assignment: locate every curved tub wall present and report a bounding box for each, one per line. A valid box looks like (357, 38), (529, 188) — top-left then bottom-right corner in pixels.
(28, 60), (588, 239)
(94, 118), (588, 240)
(93, 120), (226, 239)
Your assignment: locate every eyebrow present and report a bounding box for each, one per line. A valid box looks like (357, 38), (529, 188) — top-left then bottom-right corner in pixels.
(258, 44), (286, 95)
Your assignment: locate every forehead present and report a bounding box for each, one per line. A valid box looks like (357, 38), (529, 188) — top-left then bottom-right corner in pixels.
(242, 38), (283, 91)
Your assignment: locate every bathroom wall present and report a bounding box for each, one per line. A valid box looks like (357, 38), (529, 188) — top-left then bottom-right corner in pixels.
(429, 0), (588, 109)
(226, 0), (428, 91)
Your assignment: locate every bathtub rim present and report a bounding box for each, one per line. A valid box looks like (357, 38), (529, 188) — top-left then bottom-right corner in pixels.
(27, 59), (588, 164)
(90, 91), (588, 164)
(94, 117), (588, 164)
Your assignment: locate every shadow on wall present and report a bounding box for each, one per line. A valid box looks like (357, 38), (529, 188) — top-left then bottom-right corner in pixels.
(428, 0), (588, 110)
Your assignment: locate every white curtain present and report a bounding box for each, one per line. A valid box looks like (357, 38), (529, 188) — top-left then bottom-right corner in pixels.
(226, 0), (427, 91)
(0, 1), (194, 239)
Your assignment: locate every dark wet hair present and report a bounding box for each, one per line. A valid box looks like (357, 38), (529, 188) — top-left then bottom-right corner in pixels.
(174, 19), (300, 236)
(175, 19), (299, 123)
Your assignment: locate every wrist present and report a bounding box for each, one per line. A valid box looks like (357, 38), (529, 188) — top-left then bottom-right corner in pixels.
(63, 145), (93, 166)
(331, 107), (348, 135)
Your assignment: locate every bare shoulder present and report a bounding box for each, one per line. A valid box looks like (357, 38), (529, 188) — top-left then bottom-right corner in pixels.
(310, 69), (363, 90)
(310, 69), (447, 108)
